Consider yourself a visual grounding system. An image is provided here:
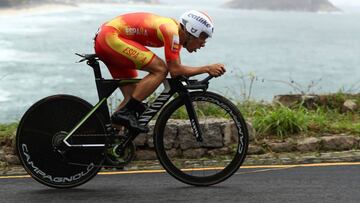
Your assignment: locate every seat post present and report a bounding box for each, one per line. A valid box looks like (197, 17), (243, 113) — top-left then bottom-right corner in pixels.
(87, 59), (103, 79)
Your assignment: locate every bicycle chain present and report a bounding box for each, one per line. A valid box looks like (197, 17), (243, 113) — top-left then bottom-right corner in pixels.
(67, 161), (117, 168)
(71, 134), (120, 137)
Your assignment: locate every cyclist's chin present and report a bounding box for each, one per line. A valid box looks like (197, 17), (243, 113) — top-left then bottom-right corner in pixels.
(186, 48), (196, 53)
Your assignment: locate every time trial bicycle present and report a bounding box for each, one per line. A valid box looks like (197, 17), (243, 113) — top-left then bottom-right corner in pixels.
(16, 53), (249, 188)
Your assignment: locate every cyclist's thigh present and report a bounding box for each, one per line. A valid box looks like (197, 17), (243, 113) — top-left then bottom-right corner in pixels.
(94, 26), (156, 78)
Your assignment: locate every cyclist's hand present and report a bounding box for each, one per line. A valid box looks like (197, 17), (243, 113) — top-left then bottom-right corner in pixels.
(208, 64), (226, 77)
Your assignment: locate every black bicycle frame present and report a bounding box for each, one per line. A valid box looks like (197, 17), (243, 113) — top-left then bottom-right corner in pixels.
(63, 55), (210, 148)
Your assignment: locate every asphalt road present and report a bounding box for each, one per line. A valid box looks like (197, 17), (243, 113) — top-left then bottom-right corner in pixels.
(1, 162), (359, 203)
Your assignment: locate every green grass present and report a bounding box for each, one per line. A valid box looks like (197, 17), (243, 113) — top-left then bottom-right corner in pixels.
(252, 105), (309, 140)
(307, 109), (360, 134)
(235, 92), (360, 139)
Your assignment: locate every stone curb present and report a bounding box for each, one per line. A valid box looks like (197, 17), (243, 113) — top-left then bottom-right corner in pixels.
(249, 134), (360, 155)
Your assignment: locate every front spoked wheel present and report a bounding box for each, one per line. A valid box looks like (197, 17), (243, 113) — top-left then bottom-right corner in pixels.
(16, 95), (107, 188)
(154, 91), (249, 186)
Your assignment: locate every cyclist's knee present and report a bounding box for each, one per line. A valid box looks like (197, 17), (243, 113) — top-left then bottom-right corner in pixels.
(143, 57), (168, 77)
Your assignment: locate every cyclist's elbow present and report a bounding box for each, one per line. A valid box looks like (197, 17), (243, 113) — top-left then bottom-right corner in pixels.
(169, 70), (182, 78)
(168, 63), (184, 78)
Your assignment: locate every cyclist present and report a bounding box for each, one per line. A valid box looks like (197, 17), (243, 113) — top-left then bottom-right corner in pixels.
(94, 10), (226, 133)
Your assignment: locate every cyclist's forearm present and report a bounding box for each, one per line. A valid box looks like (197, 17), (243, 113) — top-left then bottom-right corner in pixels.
(169, 64), (209, 77)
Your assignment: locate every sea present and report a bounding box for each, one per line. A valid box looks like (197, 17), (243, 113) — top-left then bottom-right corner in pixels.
(0, 0), (359, 123)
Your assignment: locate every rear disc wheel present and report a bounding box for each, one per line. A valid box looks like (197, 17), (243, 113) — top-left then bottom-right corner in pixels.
(16, 95), (107, 188)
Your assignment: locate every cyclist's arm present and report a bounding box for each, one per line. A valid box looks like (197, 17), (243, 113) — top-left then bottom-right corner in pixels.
(167, 59), (209, 78)
(167, 60), (226, 78)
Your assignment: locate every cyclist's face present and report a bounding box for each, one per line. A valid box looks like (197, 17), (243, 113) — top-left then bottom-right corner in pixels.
(186, 35), (207, 53)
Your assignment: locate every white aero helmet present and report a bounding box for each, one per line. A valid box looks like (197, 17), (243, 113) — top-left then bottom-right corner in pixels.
(179, 10), (214, 38)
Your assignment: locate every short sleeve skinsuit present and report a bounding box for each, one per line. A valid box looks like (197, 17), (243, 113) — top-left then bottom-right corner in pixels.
(94, 12), (181, 78)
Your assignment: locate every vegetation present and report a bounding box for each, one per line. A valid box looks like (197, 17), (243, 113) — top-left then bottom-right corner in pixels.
(251, 104), (309, 140)
(1, 92), (360, 146)
(238, 92), (360, 140)
(0, 123), (17, 147)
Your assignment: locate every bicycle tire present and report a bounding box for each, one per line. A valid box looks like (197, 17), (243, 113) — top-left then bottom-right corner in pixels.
(16, 95), (107, 188)
(154, 91), (249, 186)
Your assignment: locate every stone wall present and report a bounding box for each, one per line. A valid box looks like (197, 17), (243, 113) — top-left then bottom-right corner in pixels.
(1, 119), (359, 165)
(133, 119), (250, 160)
(132, 120), (360, 160)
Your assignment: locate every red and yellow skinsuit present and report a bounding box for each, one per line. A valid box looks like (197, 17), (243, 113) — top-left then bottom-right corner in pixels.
(94, 12), (181, 78)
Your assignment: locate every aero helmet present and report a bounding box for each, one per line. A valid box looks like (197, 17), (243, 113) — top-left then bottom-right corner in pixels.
(179, 10), (214, 38)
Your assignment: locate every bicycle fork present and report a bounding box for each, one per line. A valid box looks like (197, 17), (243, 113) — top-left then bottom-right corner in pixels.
(182, 93), (203, 142)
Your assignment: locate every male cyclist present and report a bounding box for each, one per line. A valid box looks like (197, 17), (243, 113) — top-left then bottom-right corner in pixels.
(94, 10), (226, 133)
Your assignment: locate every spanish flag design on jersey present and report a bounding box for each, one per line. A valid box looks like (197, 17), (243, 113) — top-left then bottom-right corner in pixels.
(94, 12), (181, 78)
